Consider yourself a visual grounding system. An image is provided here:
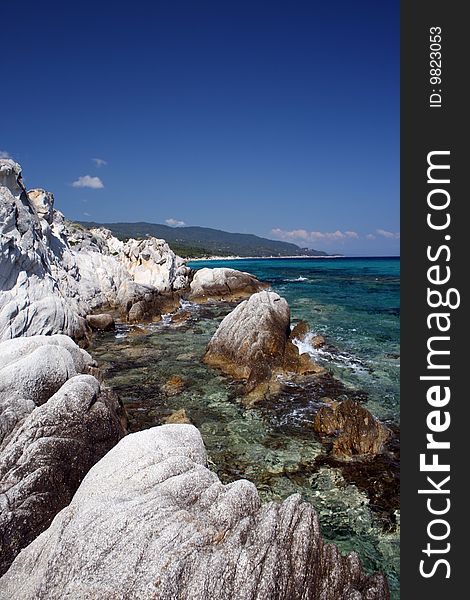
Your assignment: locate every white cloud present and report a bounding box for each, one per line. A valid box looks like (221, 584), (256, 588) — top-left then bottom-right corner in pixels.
(92, 158), (107, 167)
(271, 228), (359, 243)
(0, 150), (11, 159)
(165, 218), (186, 227)
(366, 233), (376, 240)
(376, 229), (400, 239)
(72, 175), (104, 189)
(83, 212), (91, 217)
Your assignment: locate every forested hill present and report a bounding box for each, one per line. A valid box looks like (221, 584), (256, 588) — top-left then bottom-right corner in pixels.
(78, 221), (328, 258)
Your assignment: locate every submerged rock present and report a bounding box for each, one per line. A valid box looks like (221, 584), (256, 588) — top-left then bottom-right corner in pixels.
(188, 267), (268, 303)
(0, 335), (127, 576)
(314, 399), (391, 459)
(163, 408), (192, 424)
(204, 291), (323, 401)
(161, 374), (187, 396)
(0, 425), (389, 599)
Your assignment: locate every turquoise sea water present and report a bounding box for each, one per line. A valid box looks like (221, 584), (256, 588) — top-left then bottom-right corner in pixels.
(90, 256), (400, 597)
(191, 257), (400, 424)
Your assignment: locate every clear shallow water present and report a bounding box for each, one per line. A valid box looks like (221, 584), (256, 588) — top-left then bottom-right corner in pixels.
(90, 257), (400, 598)
(192, 257), (400, 423)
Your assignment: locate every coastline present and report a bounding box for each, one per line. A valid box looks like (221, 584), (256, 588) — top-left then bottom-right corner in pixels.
(186, 254), (343, 262)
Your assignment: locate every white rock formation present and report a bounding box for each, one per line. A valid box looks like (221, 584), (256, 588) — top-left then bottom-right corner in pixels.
(0, 161), (88, 341)
(0, 335), (126, 575)
(121, 237), (190, 292)
(189, 267), (267, 302)
(0, 334), (94, 444)
(0, 159), (191, 341)
(0, 425), (389, 599)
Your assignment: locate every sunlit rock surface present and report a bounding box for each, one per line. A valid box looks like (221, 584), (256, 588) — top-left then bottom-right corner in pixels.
(0, 335), (126, 575)
(0, 425), (389, 599)
(0, 159), (191, 341)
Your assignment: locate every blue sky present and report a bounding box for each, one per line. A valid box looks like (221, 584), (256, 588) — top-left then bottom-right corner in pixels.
(1, 0), (399, 255)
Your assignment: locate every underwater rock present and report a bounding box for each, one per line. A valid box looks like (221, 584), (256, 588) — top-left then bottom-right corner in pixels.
(161, 375), (187, 396)
(86, 313), (115, 331)
(163, 408), (192, 424)
(314, 399), (391, 459)
(188, 267), (268, 303)
(0, 425), (389, 599)
(0, 335), (127, 576)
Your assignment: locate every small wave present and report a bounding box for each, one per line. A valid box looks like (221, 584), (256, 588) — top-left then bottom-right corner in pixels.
(179, 298), (198, 310)
(282, 275), (309, 283)
(293, 333), (367, 374)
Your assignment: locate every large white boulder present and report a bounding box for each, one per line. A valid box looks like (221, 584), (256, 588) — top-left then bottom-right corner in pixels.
(188, 267), (267, 302)
(0, 335), (127, 576)
(204, 290), (291, 379)
(0, 425), (389, 599)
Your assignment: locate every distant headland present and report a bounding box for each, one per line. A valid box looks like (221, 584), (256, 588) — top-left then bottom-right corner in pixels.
(78, 221), (330, 259)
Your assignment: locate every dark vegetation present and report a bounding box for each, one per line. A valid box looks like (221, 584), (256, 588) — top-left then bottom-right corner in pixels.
(78, 221), (328, 258)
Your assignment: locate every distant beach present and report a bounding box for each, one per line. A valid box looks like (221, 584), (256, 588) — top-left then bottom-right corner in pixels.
(187, 254), (343, 261)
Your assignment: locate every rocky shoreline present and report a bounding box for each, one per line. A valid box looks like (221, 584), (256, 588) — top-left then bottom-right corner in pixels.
(0, 159), (392, 598)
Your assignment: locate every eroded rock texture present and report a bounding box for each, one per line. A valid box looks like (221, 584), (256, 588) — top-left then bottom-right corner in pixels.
(314, 399), (391, 459)
(0, 159), (191, 341)
(0, 425), (389, 599)
(204, 291), (323, 401)
(188, 267), (268, 302)
(0, 335), (126, 575)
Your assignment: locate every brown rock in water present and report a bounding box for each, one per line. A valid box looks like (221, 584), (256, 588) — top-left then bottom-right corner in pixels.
(204, 291), (291, 380)
(289, 320), (310, 340)
(163, 408), (192, 424)
(312, 334), (326, 348)
(128, 326), (147, 337)
(314, 399), (391, 459)
(161, 375), (187, 396)
(204, 292), (323, 401)
(86, 313), (115, 331)
(171, 310), (192, 324)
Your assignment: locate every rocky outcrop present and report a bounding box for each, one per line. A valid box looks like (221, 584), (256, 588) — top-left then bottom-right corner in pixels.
(314, 399), (391, 459)
(0, 334), (94, 444)
(0, 159), (191, 342)
(0, 425), (389, 599)
(204, 291), (323, 400)
(0, 335), (126, 575)
(188, 267), (267, 302)
(121, 237), (190, 292)
(0, 161), (89, 342)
